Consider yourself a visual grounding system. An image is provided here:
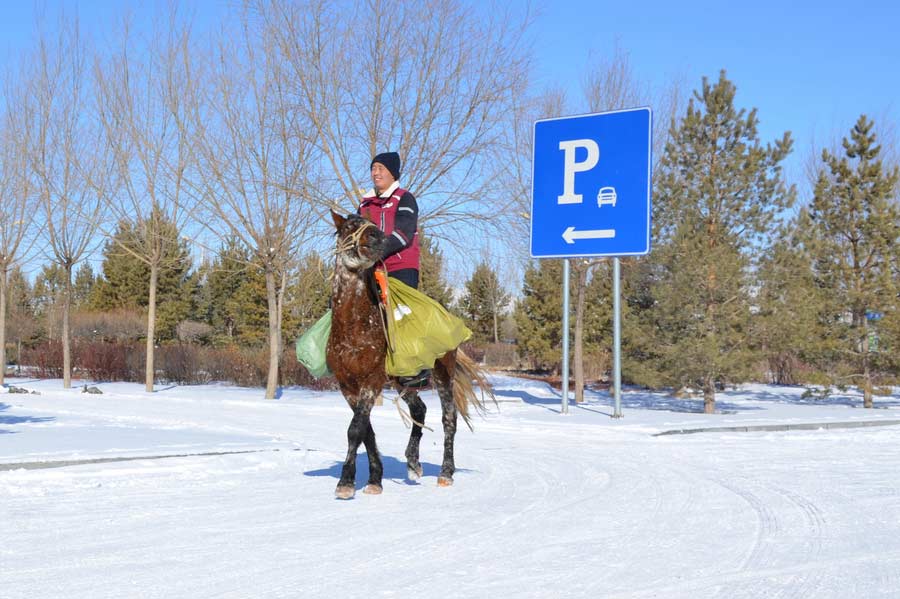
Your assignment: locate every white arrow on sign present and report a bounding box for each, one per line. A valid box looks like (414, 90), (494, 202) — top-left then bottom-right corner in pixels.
(562, 226), (616, 244)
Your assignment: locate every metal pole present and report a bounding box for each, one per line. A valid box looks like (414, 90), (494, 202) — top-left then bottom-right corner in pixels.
(561, 258), (570, 415)
(613, 257), (623, 418)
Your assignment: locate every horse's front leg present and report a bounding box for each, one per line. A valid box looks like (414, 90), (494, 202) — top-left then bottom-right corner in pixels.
(336, 397), (375, 500)
(401, 389), (427, 481)
(361, 419), (383, 494)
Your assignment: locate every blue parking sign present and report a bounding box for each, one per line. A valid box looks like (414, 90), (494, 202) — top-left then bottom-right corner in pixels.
(530, 107), (652, 258)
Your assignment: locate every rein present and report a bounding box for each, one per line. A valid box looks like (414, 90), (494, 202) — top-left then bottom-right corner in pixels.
(391, 395), (434, 432)
(345, 220), (397, 351)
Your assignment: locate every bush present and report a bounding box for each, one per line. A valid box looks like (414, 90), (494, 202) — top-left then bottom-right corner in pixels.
(176, 321), (215, 345)
(201, 345), (266, 387)
(71, 309), (146, 342)
(581, 350), (611, 381)
(20, 341), (64, 379)
(158, 344), (210, 385)
(479, 343), (521, 369)
(280, 350), (338, 390)
(18, 339), (335, 391)
(459, 342), (485, 363)
(77, 341), (140, 382)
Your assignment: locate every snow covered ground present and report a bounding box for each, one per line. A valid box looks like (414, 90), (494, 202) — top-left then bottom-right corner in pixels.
(2, 375), (900, 598)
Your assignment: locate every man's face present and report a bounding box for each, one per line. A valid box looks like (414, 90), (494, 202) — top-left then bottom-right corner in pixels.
(371, 162), (395, 193)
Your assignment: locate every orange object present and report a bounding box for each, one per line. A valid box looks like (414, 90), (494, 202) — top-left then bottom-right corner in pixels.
(373, 270), (388, 304)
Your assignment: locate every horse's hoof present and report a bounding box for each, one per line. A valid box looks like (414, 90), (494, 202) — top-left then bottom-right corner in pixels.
(437, 476), (454, 487)
(407, 465), (423, 481)
(363, 484), (383, 495)
(335, 485), (355, 500)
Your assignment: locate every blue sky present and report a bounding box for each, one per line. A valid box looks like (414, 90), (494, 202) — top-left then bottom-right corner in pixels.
(4, 0), (897, 185)
(1, 0), (897, 284)
(5, 0), (897, 193)
(3, 0), (898, 215)
(528, 0), (900, 186)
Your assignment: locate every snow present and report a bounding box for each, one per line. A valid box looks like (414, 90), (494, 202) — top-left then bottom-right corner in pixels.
(3, 375), (900, 598)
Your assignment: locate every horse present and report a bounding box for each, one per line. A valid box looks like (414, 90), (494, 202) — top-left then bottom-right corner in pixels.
(327, 209), (493, 499)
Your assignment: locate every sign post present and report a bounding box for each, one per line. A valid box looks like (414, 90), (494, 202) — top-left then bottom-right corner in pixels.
(561, 259), (570, 414)
(530, 107), (652, 416)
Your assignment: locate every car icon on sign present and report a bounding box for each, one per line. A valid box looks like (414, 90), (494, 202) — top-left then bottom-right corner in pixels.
(597, 186), (617, 207)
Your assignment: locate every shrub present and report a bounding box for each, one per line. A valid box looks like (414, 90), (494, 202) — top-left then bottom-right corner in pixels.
(459, 342), (485, 363)
(71, 309), (146, 342)
(280, 350), (338, 390)
(19, 338), (338, 391)
(76, 341), (139, 382)
(176, 321), (215, 345)
(20, 341), (63, 379)
(581, 350), (611, 381)
(158, 344), (210, 385)
(200, 345), (266, 387)
(479, 343), (521, 369)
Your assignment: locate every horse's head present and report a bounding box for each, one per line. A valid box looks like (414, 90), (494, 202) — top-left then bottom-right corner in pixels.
(331, 210), (387, 272)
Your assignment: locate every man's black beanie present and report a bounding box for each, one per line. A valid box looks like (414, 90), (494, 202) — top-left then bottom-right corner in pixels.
(371, 152), (401, 181)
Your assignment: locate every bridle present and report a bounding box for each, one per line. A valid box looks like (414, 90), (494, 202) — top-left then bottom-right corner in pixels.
(334, 218), (380, 271)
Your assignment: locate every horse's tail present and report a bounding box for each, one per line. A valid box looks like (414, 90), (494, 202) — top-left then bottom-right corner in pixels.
(452, 349), (496, 431)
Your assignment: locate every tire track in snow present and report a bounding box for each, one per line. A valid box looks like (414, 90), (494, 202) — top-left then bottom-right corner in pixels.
(605, 549), (900, 599)
(697, 472), (827, 599)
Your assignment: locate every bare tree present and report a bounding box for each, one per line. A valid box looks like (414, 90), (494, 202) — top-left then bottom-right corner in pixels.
(485, 83), (569, 301)
(193, 12), (318, 399)
(28, 21), (104, 389)
(0, 82), (37, 387)
(92, 14), (200, 392)
(261, 0), (531, 245)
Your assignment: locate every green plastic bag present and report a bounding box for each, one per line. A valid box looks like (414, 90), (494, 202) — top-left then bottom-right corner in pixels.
(295, 310), (333, 378)
(385, 277), (472, 377)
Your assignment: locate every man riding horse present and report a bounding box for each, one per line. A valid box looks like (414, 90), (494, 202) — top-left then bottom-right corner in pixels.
(358, 151), (430, 389)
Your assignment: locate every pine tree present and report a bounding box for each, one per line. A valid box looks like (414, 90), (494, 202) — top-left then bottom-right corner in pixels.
(620, 257), (669, 388)
(201, 237), (281, 347)
(581, 260), (614, 364)
(807, 115), (900, 407)
(755, 214), (830, 384)
(33, 264), (67, 315)
(205, 237), (252, 341)
(229, 265), (269, 347)
(460, 261), (510, 343)
(90, 217), (194, 341)
(287, 252), (330, 333)
(32, 264), (67, 340)
(71, 263), (96, 309)
(418, 232), (454, 307)
(5, 267), (37, 365)
(651, 71), (795, 413)
(514, 260), (567, 371)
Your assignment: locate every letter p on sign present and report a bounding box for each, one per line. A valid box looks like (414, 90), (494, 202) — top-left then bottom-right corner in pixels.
(557, 139), (599, 204)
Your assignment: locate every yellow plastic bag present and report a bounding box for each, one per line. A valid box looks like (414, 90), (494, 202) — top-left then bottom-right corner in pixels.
(384, 277), (472, 376)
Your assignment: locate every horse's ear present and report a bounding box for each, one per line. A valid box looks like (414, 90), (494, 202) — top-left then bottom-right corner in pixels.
(330, 209), (346, 230)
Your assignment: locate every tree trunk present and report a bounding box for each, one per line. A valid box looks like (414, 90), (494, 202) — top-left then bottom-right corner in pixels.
(0, 267), (7, 387)
(62, 264), (73, 389)
(492, 294), (499, 344)
(277, 271), (286, 356)
(862, 316), (873, 408)
(574, 263), (588, 403)
(703, 376), (716, 414)
(265, 268), (281, 400)
(145, 263), (158, 392)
